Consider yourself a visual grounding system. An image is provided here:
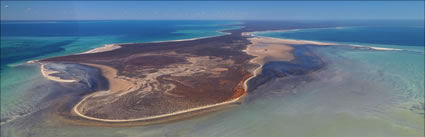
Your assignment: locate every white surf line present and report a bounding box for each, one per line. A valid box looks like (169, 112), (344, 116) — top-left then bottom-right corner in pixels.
(72, 91), (244, 122)
(347, 44), (405, 51)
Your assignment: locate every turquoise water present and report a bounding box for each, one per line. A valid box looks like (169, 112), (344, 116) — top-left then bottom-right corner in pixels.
(0, 20), (241, 123)
(254, 26), (424, 106)
(252, 26), (424, 136)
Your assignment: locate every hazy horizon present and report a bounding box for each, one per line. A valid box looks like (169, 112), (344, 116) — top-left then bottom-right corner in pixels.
(1, 1), (424, 21)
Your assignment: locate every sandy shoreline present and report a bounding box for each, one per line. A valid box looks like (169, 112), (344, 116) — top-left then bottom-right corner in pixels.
(72, 91), (244, 123)
(79, 44), (121, 54)
(241, 36), (298, 91)
(74, 26), (241, 55)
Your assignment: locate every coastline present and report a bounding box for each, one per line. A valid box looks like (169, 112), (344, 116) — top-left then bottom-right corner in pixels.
(37, 29), (326, 124)
(39, 31), (302, 123)
(36, 26), (252, 124)
(242, 37), (296, 91)
(21, 25), (242, 65)
(72, 90), (245, 123)
(73, 26), (241, 55)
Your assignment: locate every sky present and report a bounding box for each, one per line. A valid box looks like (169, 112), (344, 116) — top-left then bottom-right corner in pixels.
(1, 1), (424, 20)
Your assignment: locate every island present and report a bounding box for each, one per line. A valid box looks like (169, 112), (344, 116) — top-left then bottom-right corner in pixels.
(36, 21), (335, 125)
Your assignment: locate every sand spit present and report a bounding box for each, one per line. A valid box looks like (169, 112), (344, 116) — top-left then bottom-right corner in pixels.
(252, 35), (337, 46)
(254, 35), (408, 52)
(80, 44), (121, 54)
(40, 64), (76, 83)
(245, 29), (409, 52)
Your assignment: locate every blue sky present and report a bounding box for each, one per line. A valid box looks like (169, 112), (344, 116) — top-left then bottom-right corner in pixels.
(1, 1), (424, 20)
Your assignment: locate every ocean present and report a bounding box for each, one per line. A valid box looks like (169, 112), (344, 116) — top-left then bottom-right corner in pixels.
(1, 20), (424, 137)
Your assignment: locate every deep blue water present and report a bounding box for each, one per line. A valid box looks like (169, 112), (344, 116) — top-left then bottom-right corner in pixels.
(258, 26), (424, 47)
(1, 20), (234, 36)
(1, 20), (239, 66)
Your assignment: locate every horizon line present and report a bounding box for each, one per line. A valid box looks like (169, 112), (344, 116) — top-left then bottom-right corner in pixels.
(2, 19), (425, 21)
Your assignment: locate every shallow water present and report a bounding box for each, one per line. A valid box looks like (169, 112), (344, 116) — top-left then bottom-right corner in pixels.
(3, 44), (423, 137)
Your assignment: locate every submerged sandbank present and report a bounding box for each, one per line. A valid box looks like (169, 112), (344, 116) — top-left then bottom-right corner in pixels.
(40, 64), (76, 83)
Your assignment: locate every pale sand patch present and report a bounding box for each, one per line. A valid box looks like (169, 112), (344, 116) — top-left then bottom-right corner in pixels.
(253, 36), (337, 46)
(79, 44), (121, 54)
(40, 64), (76, 83)
(81, 63), (140, 97)
(245, 37), (295, 65)
(267, 38), (337, 46)
(211, 67), (229, 72)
